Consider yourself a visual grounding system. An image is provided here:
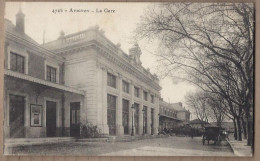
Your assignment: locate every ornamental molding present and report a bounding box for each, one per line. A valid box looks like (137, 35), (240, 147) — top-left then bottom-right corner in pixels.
(95, 48), (161, 91)
(51, 38), (161, 91)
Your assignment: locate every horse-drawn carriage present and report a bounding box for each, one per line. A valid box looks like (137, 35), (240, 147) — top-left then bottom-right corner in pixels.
(202, 126), (228, 145)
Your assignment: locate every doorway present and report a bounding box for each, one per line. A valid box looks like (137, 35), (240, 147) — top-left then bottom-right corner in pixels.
(46, 101), (57, 137)
(122, 99), (129, 135)
(107, 94), (116, 135)
(151, 108), (154, 135)
(9, 94), (25, 138)
(70, 102), (80, 137)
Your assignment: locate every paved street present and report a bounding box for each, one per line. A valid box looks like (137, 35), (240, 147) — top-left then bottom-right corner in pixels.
(10, 136), (234, 156)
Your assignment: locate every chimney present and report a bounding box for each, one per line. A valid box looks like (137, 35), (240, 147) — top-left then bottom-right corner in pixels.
(16, 9), (25, 33)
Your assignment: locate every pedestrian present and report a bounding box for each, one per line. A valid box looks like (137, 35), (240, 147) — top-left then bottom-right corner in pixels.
(190, 128), (194, 139)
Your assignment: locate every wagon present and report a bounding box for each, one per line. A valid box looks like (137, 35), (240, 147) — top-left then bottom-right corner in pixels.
(202, 126), (222, 145)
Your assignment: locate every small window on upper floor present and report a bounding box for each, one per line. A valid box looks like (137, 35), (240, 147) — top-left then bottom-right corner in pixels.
(10, 52), (25, 73)
(107, 72), (116, 88)
(122, 80), (129, 93)
(47, 65), (57, 83)
(151, 95), (154, 103)
(134, 87), (139, 97)
(143, 91), (148, 101)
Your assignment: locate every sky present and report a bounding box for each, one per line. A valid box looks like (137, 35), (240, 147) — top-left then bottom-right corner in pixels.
(5, 2), (197, 109)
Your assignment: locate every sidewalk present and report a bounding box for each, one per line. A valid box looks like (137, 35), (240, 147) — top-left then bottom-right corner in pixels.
(227, 138), (252, 156)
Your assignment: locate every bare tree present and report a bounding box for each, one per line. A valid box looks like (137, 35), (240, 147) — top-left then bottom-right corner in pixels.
(185, 91), (209, 126)
(136, 3), (254, 145)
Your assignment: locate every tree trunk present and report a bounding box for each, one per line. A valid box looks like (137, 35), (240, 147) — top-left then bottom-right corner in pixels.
(241, 116), (247, 139)
(236, 117), (242, 141)
(246, 112), (253, 146)
(233, 119), (237, 140)
(244, 101), (253, 146)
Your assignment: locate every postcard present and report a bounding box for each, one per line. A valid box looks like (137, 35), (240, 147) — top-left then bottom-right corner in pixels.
(3, 2), (254, 156)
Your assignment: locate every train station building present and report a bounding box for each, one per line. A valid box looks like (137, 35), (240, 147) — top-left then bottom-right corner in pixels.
(4, 10), (161, 138)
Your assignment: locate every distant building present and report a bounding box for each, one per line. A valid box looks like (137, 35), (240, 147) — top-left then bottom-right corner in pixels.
(158, 100), (190, 131)
(189, 119), (210, 129)
(170, 102), (190, 122)
(211, 122), (234, 132)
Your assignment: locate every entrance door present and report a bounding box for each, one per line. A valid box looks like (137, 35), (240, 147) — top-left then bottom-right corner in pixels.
(143, 106), (147, 134)
(9, 94), (25, 138)
(107, 94), (116, 135)
(70, 102), (80, 137)
(46, 101), (56, 137)
(134, 103), (139, 134)
(122, 99), (129, 135)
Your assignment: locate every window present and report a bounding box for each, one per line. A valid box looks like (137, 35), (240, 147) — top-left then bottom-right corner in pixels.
(160, 107), (163, 114)
(107, 94), (117, 135)
(143, 106), (147, 134)
(47, 66), (57, 82)
(122, 81), (129, 93)
(107, 73), (116, 88)
(134, 87), (139, 97)
(151, 95), (154, 103)
(122, 99), (129, 134)
(10, 52), (25, 73)
(134, 103), (139, 134)
(143, 91), (148, 101)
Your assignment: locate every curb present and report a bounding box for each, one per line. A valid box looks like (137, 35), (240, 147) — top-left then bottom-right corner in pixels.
(226, 139), (252, 157)
(226, 139), (239, 156)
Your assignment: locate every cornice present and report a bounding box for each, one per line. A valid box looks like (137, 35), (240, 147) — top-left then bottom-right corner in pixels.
(45, 33), (161, 91)
(94, 44), (161, 91)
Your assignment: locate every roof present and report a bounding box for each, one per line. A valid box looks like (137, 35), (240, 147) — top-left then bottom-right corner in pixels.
(5, 69), (85, 95)
(210, 122), (234, 129)
(5, 19), (65, 62)
(170, 102), (189, 113)
(5, 19), (39, 46)
(189, 119), (210, 125)
(159, 100), (177, 111)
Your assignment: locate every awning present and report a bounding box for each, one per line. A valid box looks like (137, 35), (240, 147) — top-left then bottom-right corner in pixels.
(159, 114), (182, 121)
(5, 69), (85, 96)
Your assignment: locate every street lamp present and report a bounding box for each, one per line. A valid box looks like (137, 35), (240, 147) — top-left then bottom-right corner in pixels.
(131, 104), (135, 136)
(142, 108), (145, 135)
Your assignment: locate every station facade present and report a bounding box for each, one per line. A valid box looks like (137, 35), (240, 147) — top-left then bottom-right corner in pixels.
(4, 10), (161, 138)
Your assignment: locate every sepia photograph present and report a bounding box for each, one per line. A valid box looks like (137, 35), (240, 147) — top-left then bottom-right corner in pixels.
(2, 2), (254, 156)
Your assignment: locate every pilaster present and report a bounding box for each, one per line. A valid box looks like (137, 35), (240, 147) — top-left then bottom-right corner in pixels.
(116, 74), (124, 135)
(97, 67), (109, 135)
(138, 87), (144, 135)
(147, 92), (151, 135)
(154, 96), (159, 134)
(129, 81), (135, 135)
